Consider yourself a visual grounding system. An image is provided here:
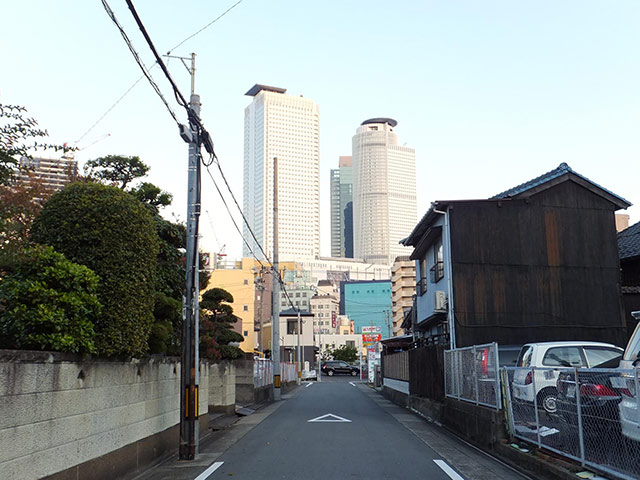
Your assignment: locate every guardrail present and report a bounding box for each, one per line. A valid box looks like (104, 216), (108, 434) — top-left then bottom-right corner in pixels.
(505, 366), (640, 480)
(444, 342), (501, 409)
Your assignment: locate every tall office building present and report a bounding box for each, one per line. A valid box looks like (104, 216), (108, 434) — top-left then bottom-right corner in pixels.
(352, 118), (416, 265)
(243, 84), (320, 261)
(330, 156), (353, 258)
(19, 156), (77, 192)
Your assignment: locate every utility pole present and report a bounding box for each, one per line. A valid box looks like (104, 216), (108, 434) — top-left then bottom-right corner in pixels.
(179, 52), (200, 460)
(272, 157), (281, 401)
(297, 308), (302, 385)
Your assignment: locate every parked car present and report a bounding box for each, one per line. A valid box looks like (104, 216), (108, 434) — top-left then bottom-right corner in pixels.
(321, 360), (359, 376)
(556, 354), (624, 434)
(512, 342), (624, 414)
(618, 311), (640, 442)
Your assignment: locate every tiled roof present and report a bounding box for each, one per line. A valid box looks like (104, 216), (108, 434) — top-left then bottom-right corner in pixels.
(619, 221), (640, 260)
(492, 162), (631, 207)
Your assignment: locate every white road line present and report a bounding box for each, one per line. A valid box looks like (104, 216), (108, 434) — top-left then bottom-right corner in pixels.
(193, 461), (224, 480)
(349, 381), (356, 387)
(305, 382), (313, 388)
(433, 460), (465, 480)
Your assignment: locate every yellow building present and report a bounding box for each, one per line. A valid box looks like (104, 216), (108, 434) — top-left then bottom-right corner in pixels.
(205, 258), (261, 352)
(205, 258), (299, 353)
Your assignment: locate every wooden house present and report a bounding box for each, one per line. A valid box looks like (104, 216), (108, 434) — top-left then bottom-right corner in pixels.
(402, 163), (631, 348)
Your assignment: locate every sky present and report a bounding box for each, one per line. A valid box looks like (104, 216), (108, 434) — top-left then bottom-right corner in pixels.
(2, 1), (639, 261)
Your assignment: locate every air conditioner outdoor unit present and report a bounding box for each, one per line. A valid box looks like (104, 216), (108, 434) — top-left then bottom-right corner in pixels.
(434, 290), (447, 312)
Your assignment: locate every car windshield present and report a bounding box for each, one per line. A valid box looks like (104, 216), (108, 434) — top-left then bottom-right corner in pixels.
(584, 347), (622, 368)
(516, 346), (533, 367)
(624, 322), (640, 361)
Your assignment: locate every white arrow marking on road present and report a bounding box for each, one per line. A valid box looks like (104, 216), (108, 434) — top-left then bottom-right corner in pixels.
(308, 413), (352, 423)
(433, 460), (465, 480)
(194, 461), (224, 480)
(305, 382), (313, 388)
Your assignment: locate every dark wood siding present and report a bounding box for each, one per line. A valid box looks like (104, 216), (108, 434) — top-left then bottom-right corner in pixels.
(449, 181), (626, 347)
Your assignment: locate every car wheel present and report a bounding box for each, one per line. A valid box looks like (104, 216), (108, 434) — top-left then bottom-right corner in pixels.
(538, 388), (558, 414)
(351, 370), (357, 376)
(327, 370), (334, 376)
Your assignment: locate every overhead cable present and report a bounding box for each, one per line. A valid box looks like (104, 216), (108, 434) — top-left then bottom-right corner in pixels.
(167, 0), (245, 55)
(100, 0), (180, 126)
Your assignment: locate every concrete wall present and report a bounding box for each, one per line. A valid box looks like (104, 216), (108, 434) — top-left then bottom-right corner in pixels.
(208, 360), (236, 415)
(0, 350), (211, 480)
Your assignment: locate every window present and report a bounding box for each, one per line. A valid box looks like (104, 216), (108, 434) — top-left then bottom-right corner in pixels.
(346, 340), (355, 348)
(243, 305), (248, 311)
(542, 347), (584, 367)
(584, 347), (622, 367)
(244, 279), (249, 285)
(431, 238), (444, 283)
(418, 259), (427, 295)
(243, 330), (248, 336)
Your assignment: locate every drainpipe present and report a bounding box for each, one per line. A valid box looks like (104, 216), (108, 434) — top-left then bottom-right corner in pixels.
(432, 205), (456, 349)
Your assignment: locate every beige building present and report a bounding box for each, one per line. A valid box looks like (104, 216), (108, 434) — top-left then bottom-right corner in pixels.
(19, 156), (77, 192)
(391, 256), (416, 336)
(205, 257), (264, 352)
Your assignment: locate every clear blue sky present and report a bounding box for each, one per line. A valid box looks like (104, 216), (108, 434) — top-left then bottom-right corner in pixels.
(3, 1), (639, 259)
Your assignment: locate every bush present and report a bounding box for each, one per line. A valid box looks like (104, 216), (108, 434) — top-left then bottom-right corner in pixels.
(30, 182), (159, 357)
(0, 246), (101, 353)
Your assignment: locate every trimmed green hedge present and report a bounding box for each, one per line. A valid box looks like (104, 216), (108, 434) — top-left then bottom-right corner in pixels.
(31, 182), (159, 357)
(0, 245), (100, 353)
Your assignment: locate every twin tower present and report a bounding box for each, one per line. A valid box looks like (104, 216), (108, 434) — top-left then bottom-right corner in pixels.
(243, 84), (417, 266)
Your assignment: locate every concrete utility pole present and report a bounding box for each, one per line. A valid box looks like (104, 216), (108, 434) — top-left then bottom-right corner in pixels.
(297, 308), (302, 385)
(179, 52), (200, 460)
(272, 157), (281, 401)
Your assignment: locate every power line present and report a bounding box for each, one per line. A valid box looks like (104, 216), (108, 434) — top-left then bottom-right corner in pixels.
(167, 0), (245, 55)
(125, 0), (189, 111)
(100, 0), (180, 126)
(74, 68), (152, 144)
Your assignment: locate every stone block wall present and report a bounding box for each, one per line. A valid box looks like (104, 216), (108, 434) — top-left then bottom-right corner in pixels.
(0, 350), (210, 480)
(208, 360), (236, 414)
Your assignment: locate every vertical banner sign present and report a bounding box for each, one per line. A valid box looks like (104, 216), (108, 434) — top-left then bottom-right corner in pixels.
(331, 311), (336, 328)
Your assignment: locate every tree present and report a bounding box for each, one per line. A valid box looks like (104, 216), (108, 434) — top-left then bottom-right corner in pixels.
(329, 344), (358, 363)
(199, 288), (244, 360)
(30, 182), (159, 357)
(130, 182), (173, 210)
(0, 246), (101, 353)
(0, 172), (51, 256)
(0, 103), (73, 186)
(84, 154), (149, 189)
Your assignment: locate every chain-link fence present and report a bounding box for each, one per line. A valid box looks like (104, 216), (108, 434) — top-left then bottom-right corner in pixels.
(253, 358), (273, 388)
(444, 342), (501, 409)
(505, 366), (640, 480)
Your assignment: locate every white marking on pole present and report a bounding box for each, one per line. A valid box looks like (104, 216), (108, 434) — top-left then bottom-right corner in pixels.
(305, 382), (313, 388)
(194, 461), (224, 480)
(308, 413), (352, 423)
(433, 460), (465, 480)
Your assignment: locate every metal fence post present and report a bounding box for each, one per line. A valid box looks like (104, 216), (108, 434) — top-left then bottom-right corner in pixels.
(503, 368), (515, 436)
(635, 367), (640, 426)
(574, 367), (585, 465)
(472, 346), (479, 405)
(493, 343), (501, 410)
(531, 366), (541, 448)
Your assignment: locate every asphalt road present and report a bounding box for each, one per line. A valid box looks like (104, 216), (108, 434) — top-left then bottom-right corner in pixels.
(203, 377), (528, 480)
(136, 377), (531, 480)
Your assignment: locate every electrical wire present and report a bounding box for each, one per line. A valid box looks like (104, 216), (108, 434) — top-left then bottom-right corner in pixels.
(166, 0), (245, 55)
(100, 0), (180, 127)
(125, 0), (189, 110)
(74, 68), (152, 144)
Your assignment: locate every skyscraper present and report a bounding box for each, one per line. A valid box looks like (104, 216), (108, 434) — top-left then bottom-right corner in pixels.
(330, 156), (353, 258)
(243, 84), (320, 261)
(352, 118), (416, 265)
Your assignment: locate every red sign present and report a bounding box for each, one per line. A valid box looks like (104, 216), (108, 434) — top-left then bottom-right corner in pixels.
(362, 333), (381, 343)
(331, 312), (337, 328)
